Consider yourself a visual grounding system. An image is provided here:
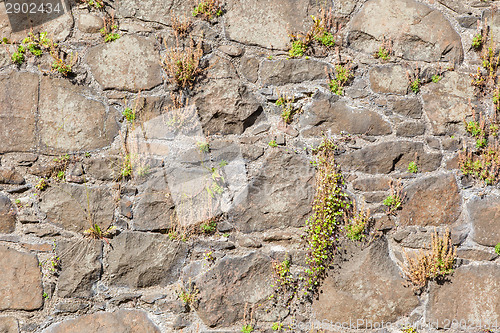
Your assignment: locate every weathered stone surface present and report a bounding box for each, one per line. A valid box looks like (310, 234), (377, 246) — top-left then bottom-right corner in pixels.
(338, 141), (442, 174)
(116, 0), (190, 26)
(0, 246), (42, 310)
(85, 157), (122, 181)
(240, 55), (260, 83)
(78, 13), (104, 33)
(396, 121), (426, 137)
(426, 264), (500, 328)
(313, 238), (418, 326)
(392, 98), (423, 119)
(194, 79), (263, 135)
(87, 35), (163, 91)
(39, 184), (115, 233)
(468, 195), (500, 247)
(457, 248), (498, 261)
(422, 72), (474, 135)
(348, 0), (463, 63)
(195, 252), (274, 327)
(0, 72), (38, 153)
(0, 193), (15, 234)
(260, 59), (328, 85)
(0, 317), (18, 333)
(225, 0), (325, 50)
(0, 45), (14, 68)
(57, 240), (103, 298)
(42, 309), (160, 333)
(108, 232), (189, 288)
(38, 77), (119, 153)
(299, 93), (392, 137)
(369, 65), (408, 95)
(0, 167), (25, 185)
(230, 151), (314, 233)
(352, 176), (391, 192)
(400, 173), (461, 226)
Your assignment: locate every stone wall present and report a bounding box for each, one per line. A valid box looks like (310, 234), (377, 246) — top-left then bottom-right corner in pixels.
(0, 0), (499, 332)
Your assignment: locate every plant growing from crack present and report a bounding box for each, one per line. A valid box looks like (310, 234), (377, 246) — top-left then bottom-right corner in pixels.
(383, 179), (405, 215)
(328, 63), (353, 96)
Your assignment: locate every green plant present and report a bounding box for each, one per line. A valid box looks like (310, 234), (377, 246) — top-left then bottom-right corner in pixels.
(268, 140), (278, 147)
(241, 325), (254, 333)
(35, 178), (49, 191)
(408, 161), (418, 173)
(375, 46), (390, 60)
(272, 322), (284, 331)
(11, 31), (56, 65)
(495, 243), (500, 255)
(200, 218), (217, 234)
(80, 0), (103, 9)
(288, 9), (334, 58)
(39, 241), (61, 276)
(56, 171), (65, 181)
(203, 250), (215, 264)
(314, 31), (335, 47)
(42, 292), (49, 299)
(329, 63), (353, 96)
(288, 40), (307, 58)
(121, 154), (133, 178)
(11, 45), (25, 64)
(271, 257), (297, 305)
(472, 33), (483, 50)
(100, 16), (120, 42)
(178, 278), (199, 308)
(192, 0), (223, 20)
(197, 141), (210, 153)
(402, 229), (456, 292)
(84, 224), (116, 244)
(410, 78), (421, 93)
(402, 327), (418, 333)
(163, 38), (203, 88)
(276, 94), (299, 124)
(431, 74), (441, 83)
(383, 179), (404, 214)
(122, 107), (135, 122)
(345, 202), (369, 241)
(304, 138), (351, 291)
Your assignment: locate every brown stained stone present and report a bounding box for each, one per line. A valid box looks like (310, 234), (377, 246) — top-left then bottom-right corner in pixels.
(426, 264), (500, 328)
(0, 72), (38, 153)
(352, 176), (392, 192)
(348, 0), (463, 63)
(457, 249), (498, 261)
(313, 238), (418, 326)
(391, 98), (423, 119)
(399, 173), (461, 226)
(0, 167), (25, 185)
(87, 35), (163, 91)
(0, 193), (15, 234)
(0, 246), (42, 310)
(369, 65), (408, 95)
(260, 59), (329, 85)
(41, 309), (160, 333)
(468, 195), (500, 247)
(0, 317), (18, 333)
(38, 77), (119, 153)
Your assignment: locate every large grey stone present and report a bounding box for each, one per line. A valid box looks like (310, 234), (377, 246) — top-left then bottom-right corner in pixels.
(0, 193), (15, 234)
(0, 72), (38, 153)
(41, 309), (160, 333)
(57, 240), (103, 298)
(313, 238), (418, 326)
(426, 264), (500, 328)
(87, 35), (163, 91)
(39, 184), (115, 233)
(225, 0), (326, 50)
(468, 195), (500, 247)
(260, 59), (328, 85)
(369, 65), (408, 95)
(0, 246), (42, 310)
(193, 79), (262, 135)
(115, 0), (190, 26)
(0, 317), (18, 333)
(107, 232), (189, 288)
(399, 173), (462, 226)
(78, 13), (104, 33)
(230, 151), (314, 233)
(337, 141), (442, 174)
(348, 0), (463, 63)
(299, 94), (392, 136)
(0, 167), (25, 185)
(195, 252), (274, 327)
(38, 77), (119, 153)
(422, 72), (475, 135)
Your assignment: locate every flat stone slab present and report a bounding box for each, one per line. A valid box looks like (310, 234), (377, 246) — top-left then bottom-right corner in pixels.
(468, 195), (500, 247)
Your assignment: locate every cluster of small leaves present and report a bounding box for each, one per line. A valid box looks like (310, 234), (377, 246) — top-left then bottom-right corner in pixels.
(121, 154), (133, 178)
(51, 51), (77, 76)
(288, 40), (307, 58)
(344, 203), (369, 241)
(80, 0), (103, 9)
(122, 107), (135, 122)
(11, 31), (53, 64)
(288, 9), (335, 58)
(383, 179), (404, 215)
(472, 33), (483, 50)
(35, 178), (49, 191)
(268, 140), (278, 147)
(431, 74), (441, 83)
(84, 224), (116, 242)
(304, 138), (351, 291)
(410, 78), (421, 93)
(271, 258), (298, 306)
(402, 327), (419, 333)
(197, 141), (210, 153)
(100, 25), (120, 43)
(163, 39), (204, 89)
(276, 94), (300, 124)
(178, 278), (199, 309)
(402, 229), (456, 292)
(271, 322), (284, 331)
(39, 241), (60, 276)
(192, 0), (223, 20)
(200, 218), (217, 234)
(241, 325), (254, 333)
(329, 63), (353, 96)
(206, 165), (225, 198)
(408, 161), (418, 173)
(495, 243), (500, 255)
(0, 37), (10, 44)
(374, 46), (390, 60)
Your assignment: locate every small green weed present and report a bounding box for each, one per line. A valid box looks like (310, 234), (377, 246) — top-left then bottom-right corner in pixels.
(192, 0), (223, 20)
(80, 0), (103, 9)
(472, 33), (483, 50)
(42, 292), (49, 299)
(56, 171), (65, 181)
(383, 179), (404, 214)
(345, 202), (369, 241)
(375, 46), (390, 60)
(314, 31), (335, 47)
(35, 178), (49, 191)
(197, 141), (210, 153)
(122, 108), (135, 122)
(163, 39), (203, 88)
(200, 219), (217, 234)
(241, 325), (254, 333)
(288, 40), (307, 58)
(431, 74), (441, 83)
(11, 45), (25, 64)
(495, 243), (500, 255)
(178, 278), (199, 309)
(402, 327), (418, 333)
(329, 63), (353, 96)
(100, 16), (120, 42)
(121, 154), (133, 178)
(268, 140), (278, 147)
(408, 161), (418, 173)
(276, 94), (299, 124)
(410, 78), (421, 93)
(272, 322), (283, 331)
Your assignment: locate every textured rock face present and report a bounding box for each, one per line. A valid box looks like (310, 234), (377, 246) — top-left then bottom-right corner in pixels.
(338, 141), (442, 174)
(0, 193), (16, 234)
(348, 0), (463, 63)
(115, 0), (189, 26)
(225, 0), (323, 50)
(399, 173), (461, 226)
(42, 310), (160, 333)
(57, 240), (103, 298)
(0, 317), (18, 333)
(107, 232), (189, 288)
(299, 94), (392, 136)
(468, 196), (500, 247)
(313, 238), (418, 326)
(230, 151), (314, 233)
(0, 246), (42, 310)
(195, 252), (274, 327)
(426, 264), (500, 328)
(0, 167), (25, 185)
(39, 184), (115, 233)
(422, 72), (475, 136)
(260, 59), (328, 85)
(87, 35), (163, 91)
(369, 65), (408, 95)
(38, 77), (119, 153)
(0, 72), (38, 153)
